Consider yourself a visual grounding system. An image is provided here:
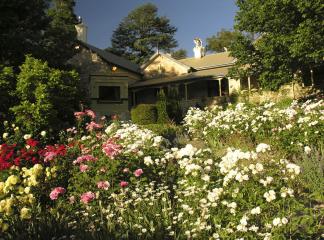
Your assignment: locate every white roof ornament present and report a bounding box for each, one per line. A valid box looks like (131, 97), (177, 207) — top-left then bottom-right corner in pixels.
(193, 37), (205, 58)
(75, 16), (88, 43)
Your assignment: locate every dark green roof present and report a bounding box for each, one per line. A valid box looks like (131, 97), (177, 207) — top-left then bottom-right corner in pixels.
(79, 41), (142, 74)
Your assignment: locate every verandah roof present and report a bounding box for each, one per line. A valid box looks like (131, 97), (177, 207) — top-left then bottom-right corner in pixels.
(129, 67), (229, 89)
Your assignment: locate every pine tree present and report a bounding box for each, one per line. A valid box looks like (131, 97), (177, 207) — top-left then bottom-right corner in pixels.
(109, 3), (178, 64)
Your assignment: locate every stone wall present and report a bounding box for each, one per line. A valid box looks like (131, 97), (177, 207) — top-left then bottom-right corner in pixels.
(69, 47), (141, 119)
(238, 83), (314, 104)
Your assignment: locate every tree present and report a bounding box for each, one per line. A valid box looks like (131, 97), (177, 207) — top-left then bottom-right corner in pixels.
(0, 0), (50, 67)
(0, 66), (16, 118)
(109, 3), (178, 64)
(171, 49), (187, 60)
(206, 29), (240, 53)
(41, 0), (78, 68)
(230, 0), (324, 90)
(11, 56), (80, 135)
(0, 0), (77, 68)
(156, 89), (169, 124)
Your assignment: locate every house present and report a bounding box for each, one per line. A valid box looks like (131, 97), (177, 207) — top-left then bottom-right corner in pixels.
(70, 20), (249, 119)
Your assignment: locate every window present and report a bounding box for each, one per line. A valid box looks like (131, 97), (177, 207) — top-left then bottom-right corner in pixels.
(98, 86), (120, 101)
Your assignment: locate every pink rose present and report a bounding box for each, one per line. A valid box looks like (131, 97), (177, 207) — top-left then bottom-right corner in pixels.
(97, 181), (110, 190)
(73, 155), (97, 165)
(120, 181), (128, 188)
(134, 168), (144, 177)
(86, 121), (103, 132)
(44, 151), (57, 162)
(50, 187), (66, 200)
(85, 109), (96, 119)
(74, 111), (85, 120)
(102, 140), (122, 159)
(80, 191), (96, 204)
(80, 164), (89, 172)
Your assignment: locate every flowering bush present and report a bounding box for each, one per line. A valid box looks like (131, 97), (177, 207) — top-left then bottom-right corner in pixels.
(184, 99), (324, 154)
(0, 99), (323, 239)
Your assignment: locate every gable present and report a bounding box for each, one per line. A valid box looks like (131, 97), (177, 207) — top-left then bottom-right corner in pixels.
(179, 52), (235, 69)
(142, 54), (190, 79)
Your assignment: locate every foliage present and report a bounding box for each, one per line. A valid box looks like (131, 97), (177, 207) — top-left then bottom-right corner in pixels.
(206, 29), (240, 53)
(171, 49), (187, 60)
(41, 0), (78, 69)
(143, 124), (183, 143)
(0, 0), (77, 68)
(0, 0), (50, 67)
(131, 104), (158, 125)
(230, 0), (324, 90)
(10, 56), (80, 136)
(166, 88), (183, 124)
(109, 3), (178, 64)
(156, 89), (170, 124)
(294, 144), (324, 202)
(0, 66), (16, 119)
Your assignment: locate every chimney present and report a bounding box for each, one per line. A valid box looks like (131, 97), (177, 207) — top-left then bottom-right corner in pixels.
(75, 16), (88, 43)
(193, 37), (205, 58)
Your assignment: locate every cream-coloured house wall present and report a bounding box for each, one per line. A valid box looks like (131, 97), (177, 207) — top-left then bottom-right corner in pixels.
(69, 47), (141, 119)
(143, 55), (188, 79)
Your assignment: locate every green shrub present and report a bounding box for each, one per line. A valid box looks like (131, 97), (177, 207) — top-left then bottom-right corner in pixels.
(156, 89), (170, 123)
(143, 124), (175, 140)
(166, 88), (183, 124)
(131, 104), (157, 124)
(294, 144), (324, 202)
(10, 56), (80, 136)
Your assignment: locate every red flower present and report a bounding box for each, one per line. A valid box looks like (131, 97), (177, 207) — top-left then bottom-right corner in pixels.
(26, 138), (39, 147)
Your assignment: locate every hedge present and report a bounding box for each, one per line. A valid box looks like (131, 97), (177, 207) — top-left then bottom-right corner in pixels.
(131, 104), (157, 125)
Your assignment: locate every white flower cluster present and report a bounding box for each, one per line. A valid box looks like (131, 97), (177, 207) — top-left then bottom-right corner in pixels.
(104, 123), (167, 154)
(183, 99), (324, 151)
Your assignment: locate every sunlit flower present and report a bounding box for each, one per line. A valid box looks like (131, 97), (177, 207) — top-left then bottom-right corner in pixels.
(50, 187), (66, 200)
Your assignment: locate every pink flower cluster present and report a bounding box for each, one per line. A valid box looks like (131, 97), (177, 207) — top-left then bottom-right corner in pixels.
(73, 154), (97, 165)
(134, 168), (144, 177)
(86, 121), (103, 132)
(80, 191), (96, 204)
(49, 187), (66, 200)
(97, 181), (110, 190)
(120, 181), (128, 188)
(80, 164), (89, 172)
(74, 111), (85, 120)
(85, 109), (96, 119)
(102, 140), (122, 159)
(74, 109), (96, 120)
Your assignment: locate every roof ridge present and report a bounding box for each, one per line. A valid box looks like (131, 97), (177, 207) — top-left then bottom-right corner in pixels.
(78, 41), (141, 74)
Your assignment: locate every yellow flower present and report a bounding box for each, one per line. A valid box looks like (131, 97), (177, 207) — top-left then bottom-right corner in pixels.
(27, 176), (38, 187)
(24, 187), (31, 194)
(31, 164), (43, 176)
(0, 182), (4, 194)
(27, 194), (35, 205)
(18, 186), (25, 195)
(0, 200), (5, 212)
(0, 219), (9, 232)
(20, 207), (32, 220)
(1, 223), (9, 232)
(3, 198), (14, 216)
(6, 175), (19, 186)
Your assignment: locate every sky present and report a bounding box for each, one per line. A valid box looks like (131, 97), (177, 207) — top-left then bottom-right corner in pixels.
(74, 0), (238, 57)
